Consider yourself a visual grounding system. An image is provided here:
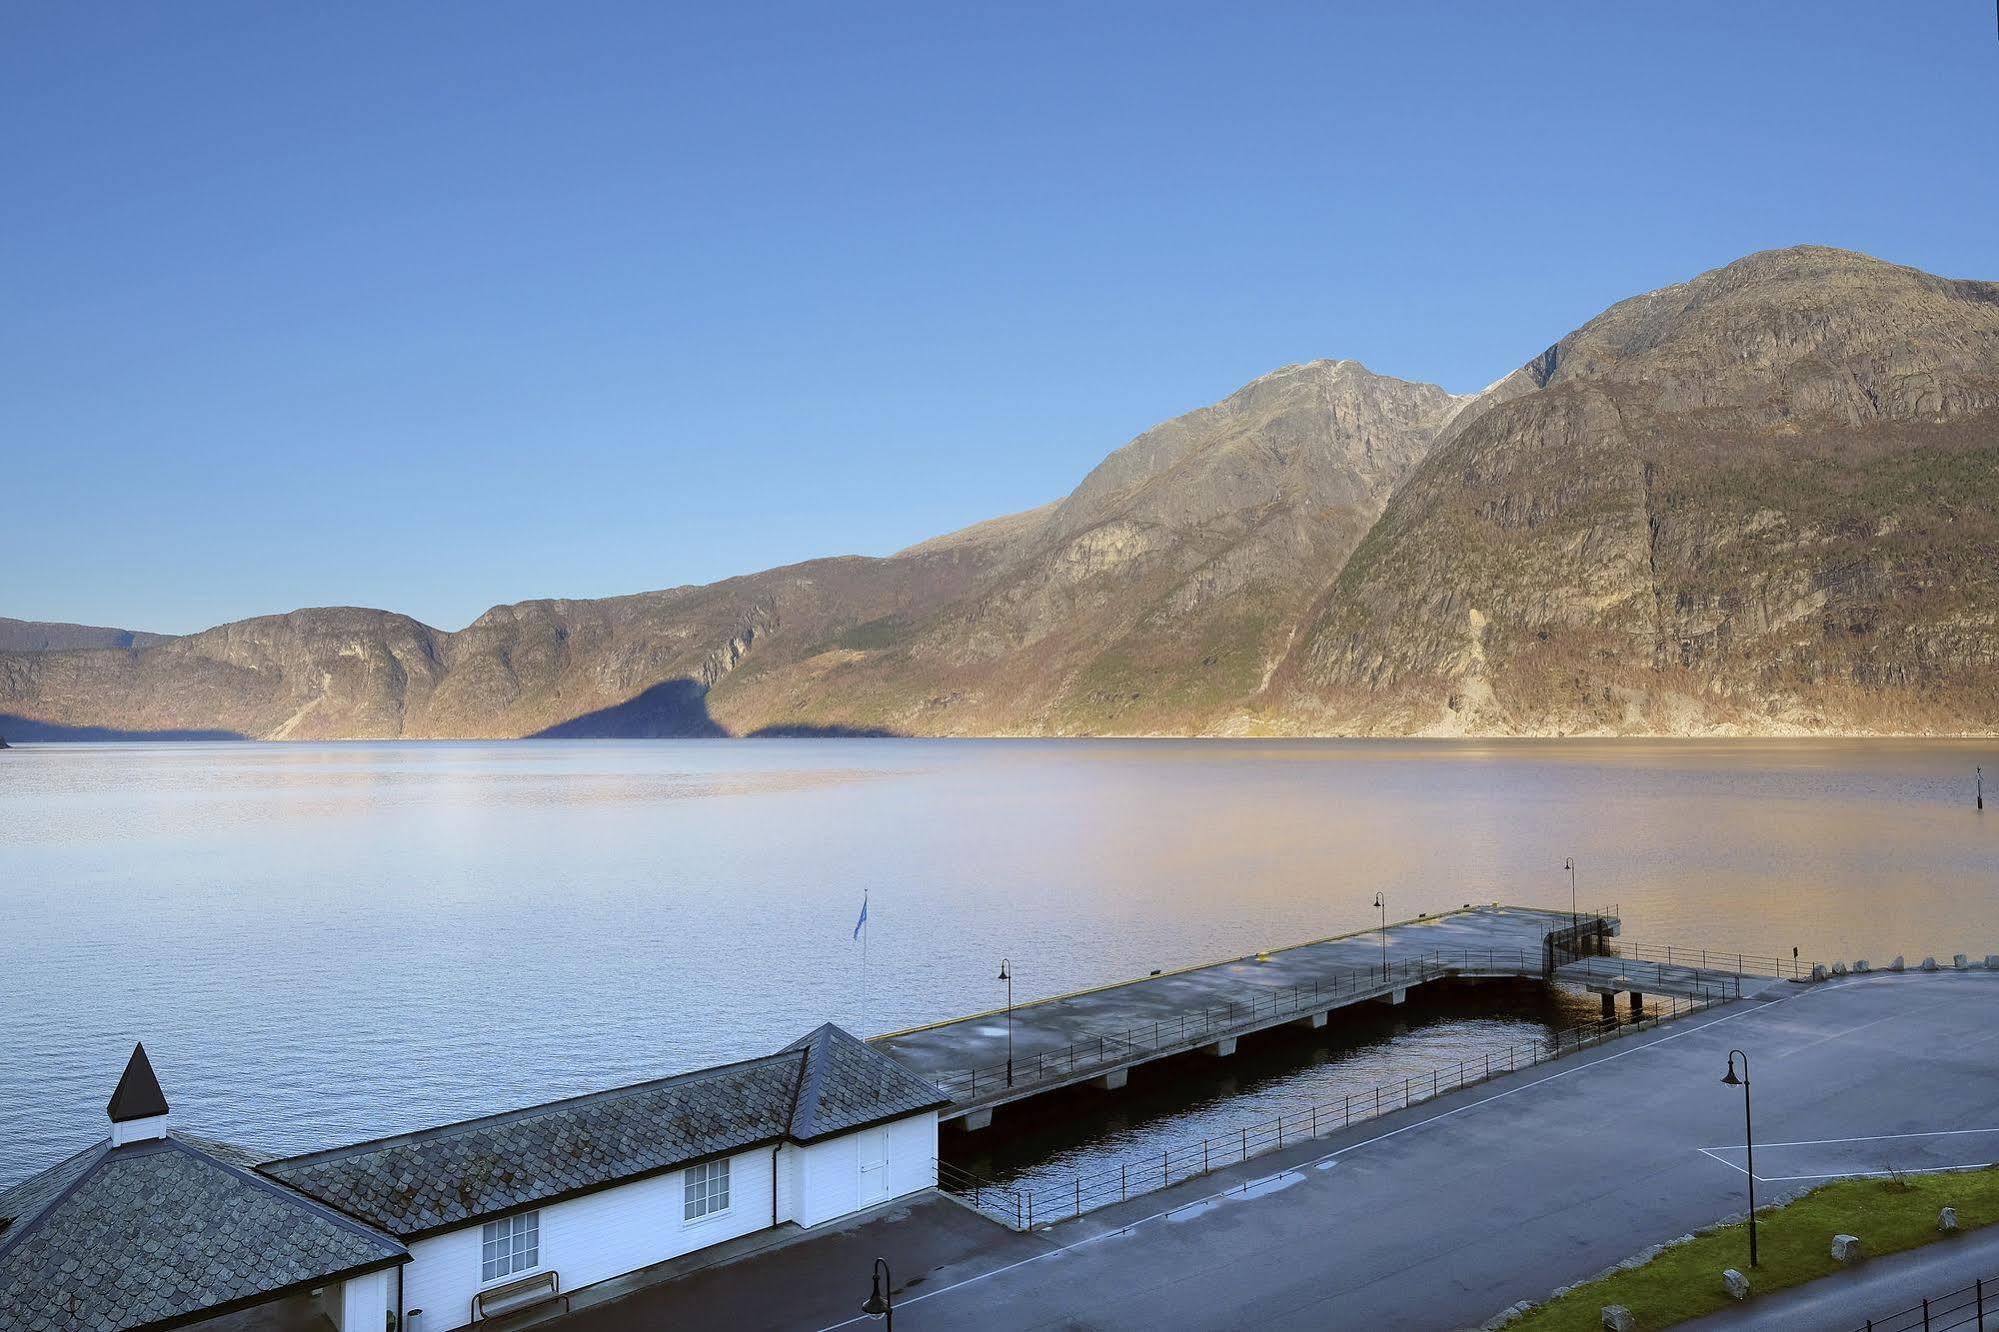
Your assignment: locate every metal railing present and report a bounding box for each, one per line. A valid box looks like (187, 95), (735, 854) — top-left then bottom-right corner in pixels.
(1850, 1274), (1998, 1331)
(1595, 939), (1807, 979)
(930, 937), (1625, 1103)
(939, 987), (1729, 1230)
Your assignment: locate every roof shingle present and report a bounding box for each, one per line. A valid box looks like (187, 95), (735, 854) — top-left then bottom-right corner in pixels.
(0, 1136), (405, 1332)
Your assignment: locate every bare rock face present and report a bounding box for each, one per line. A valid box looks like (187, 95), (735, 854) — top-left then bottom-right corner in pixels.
(1282, 247), (1999, 736)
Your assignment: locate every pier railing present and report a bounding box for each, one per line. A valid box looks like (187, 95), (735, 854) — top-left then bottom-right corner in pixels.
(1588, 939), (1806, 980)
(933, 920), (1627, 1104)
(938, 987), (1729, 1231)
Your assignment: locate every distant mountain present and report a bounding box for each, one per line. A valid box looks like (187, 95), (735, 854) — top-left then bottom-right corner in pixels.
(0, 618), (172, 653)
(5, 245), (1995, 739)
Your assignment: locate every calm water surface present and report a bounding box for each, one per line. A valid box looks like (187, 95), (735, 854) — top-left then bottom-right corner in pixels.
(2, 738), (1993, 1187)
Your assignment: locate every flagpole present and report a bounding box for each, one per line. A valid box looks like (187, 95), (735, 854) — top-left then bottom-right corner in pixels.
(861, 889), (870, 1035)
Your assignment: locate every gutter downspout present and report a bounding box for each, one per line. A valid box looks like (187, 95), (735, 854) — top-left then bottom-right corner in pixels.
(771, 1143), (783, 1229)
(396, 1263), (405, 1331)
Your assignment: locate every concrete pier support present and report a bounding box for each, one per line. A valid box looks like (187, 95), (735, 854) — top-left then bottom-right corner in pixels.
(1202, 1036), (1237, 1058)
(1373, 988), (1407, 1007)
(961, 1108), (992, 1132)
(1293, 1012), (1329, 1030)
(1093, 1068), (1129, 1091)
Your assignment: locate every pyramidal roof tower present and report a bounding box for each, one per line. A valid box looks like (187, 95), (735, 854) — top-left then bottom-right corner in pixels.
(105, 1042), (170, 1146)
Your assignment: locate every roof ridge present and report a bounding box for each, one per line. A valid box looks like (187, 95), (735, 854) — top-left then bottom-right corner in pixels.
(0, 1140), (111, 1260)
(263, 1047), (808, 1170)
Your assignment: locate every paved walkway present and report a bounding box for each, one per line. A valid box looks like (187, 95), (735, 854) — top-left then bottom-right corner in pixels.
(873, 905), (1593, 1106)
(1685, 1223), (1999, 1330)
(550, 971), (1999, 1331)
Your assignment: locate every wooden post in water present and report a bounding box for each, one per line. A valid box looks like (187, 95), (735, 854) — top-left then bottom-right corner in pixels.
(1979, 765), (1984, 811)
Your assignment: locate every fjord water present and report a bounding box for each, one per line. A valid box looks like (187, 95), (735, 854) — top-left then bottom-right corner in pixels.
(1, 738), (1992, 1187)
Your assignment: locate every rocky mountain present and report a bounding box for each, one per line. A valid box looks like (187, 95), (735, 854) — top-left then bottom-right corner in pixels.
(1281, 246), (1999, 734)
(5, 245), (1995, 739)
(0, 618), (171, 653)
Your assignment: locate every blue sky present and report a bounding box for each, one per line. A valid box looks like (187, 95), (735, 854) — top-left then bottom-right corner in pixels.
(4, 3), (1994, 634)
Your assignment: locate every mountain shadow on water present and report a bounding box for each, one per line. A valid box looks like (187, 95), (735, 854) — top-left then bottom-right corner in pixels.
(529, 679), (729, 738)
(0, 714), (246, 742)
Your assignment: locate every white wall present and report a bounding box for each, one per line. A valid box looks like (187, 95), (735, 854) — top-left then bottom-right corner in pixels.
(318, 1268), (390, 1332)
(790, 1113), (938, 1229)
(394, 1114), (938, 1329)
(402, 1145), (779, 1330)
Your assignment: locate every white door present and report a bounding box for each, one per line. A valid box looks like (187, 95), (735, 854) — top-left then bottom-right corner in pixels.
(858, 1127), (890, 1204)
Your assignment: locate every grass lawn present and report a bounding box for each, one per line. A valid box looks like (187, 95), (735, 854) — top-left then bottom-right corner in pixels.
(1508, 1167), (1999, 1330)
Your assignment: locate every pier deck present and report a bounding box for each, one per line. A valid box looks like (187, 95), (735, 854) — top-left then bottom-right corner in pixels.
(871, 905), (1670, 1123)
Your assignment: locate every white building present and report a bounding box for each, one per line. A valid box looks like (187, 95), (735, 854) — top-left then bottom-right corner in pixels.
(0, 1026), (948, 1332)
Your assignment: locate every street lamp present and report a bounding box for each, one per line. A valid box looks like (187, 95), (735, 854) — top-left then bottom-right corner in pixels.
(997, 959), (1014, 1087)
(861, 1256), (894, 1327)
(1563, 857), (1577, 933)
(1372, 893), (1387, 981)
(1721, 1050), (1757, 1268)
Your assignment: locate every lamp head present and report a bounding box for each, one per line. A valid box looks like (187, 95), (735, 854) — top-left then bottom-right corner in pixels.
(997, 960), (1010, 983)
(1721, 1053), (1744, 1086)
(862, 1261), (890, 1318)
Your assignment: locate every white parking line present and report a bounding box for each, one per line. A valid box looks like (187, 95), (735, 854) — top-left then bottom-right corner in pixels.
(1696, 1128), (1999, 1182)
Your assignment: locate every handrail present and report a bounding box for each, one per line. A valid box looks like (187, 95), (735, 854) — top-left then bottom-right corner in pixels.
(1846, 1273), (1997, 1331)
(930, 917), (1627, 1102)
(940, 986), (1729, 1230)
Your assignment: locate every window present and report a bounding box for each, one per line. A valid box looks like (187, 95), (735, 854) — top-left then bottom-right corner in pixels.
(683, 1158), (731, 1221)
(480, 1211), (539, 1283)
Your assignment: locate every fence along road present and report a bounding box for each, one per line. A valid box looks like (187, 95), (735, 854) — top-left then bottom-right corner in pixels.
(871, 905), (1754, 1129)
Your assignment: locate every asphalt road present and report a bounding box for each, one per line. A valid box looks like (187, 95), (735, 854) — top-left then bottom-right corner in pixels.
(842, 973), (1999, 1330)
(552, 972), (1999, 1331)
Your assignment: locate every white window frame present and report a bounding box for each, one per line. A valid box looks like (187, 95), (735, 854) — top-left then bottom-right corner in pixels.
(479, 1210), (541, 1284)
(683, 1157), (731, 1223)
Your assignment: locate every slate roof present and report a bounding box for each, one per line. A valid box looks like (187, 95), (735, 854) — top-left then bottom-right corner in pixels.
(0, 1134), (406, 1332)
(786, 1023), (953, 1142)
(261, 1024), (948, 1239)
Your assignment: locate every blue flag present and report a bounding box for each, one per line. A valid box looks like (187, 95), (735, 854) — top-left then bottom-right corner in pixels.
(852, 893), (868, 940)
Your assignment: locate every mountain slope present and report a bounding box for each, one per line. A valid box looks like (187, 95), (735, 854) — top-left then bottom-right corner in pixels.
(0, 618), (172, 653)
(1280, 246), (1999, 734)
(706, 360), (1464, 734)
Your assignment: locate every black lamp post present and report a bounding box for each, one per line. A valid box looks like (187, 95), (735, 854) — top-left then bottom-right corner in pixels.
(1563, 857), (1577, 933)
(1372, 893), (1387, 981)
(1721, 1050), (1757, 1268)
(998, 959), (1014, 1087)
(861, 1256), (894, 1328)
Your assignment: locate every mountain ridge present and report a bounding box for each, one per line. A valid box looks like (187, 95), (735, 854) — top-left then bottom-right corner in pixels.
(8, 245), (1997, 739)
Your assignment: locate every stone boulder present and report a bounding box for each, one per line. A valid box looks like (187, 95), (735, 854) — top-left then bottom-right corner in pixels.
(1831, 1233), (1864, 1263)
(1601, 1306), (1637, 1332)
(1722, 1268), (1751, 1300)
(1890, 956), (1906, 972)
(1811, 963), (1828, 981)
(1986, 955), (1999, 971)
(1832, 962), (1848, 975)
(1855, 959), (1871, 972)
(1940, 1207), (1959, 1232)
(1921, 956), (1939, 972)
(1955, 954), (1970, 970)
